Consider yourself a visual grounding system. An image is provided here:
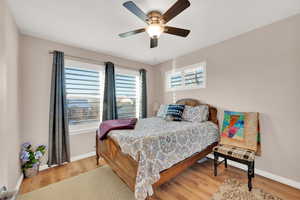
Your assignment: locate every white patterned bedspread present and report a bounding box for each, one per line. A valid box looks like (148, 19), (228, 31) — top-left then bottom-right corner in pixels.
(109, 117), (219, 200)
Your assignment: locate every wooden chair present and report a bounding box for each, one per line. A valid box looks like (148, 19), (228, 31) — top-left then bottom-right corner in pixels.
(213, 144), (255, 191)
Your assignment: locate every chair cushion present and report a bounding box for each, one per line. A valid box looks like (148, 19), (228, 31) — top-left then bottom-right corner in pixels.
(213, 144), (255, 161)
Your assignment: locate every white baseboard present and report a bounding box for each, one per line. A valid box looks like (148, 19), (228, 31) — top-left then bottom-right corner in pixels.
(206, 154), (300, 190)
(15, 174), (23, 191)
(12, 174), (24, 200)
(39, 151), (96, 171)
(70, 151), (96, 162)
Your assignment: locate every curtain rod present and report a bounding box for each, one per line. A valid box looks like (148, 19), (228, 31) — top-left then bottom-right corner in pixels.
(49, 51), (145, 71)
(49, 51), (105, 65)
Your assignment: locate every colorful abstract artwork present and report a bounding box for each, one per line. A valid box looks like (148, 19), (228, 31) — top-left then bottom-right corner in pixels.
(221, 111), (245, 141)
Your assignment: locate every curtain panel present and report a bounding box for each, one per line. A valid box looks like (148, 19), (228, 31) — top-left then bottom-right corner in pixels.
(139, 69), (147, 118)
(48, 51), (71, 166)
(102, 62), (118, 121)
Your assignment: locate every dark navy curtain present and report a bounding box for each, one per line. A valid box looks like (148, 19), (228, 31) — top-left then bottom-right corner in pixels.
(139, 69), (147, 118)
(48, 51), (70, 166)
(102, 62), (118, 121)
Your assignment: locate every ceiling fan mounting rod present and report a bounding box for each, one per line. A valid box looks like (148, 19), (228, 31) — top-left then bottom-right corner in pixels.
(147, 11), (164, 24)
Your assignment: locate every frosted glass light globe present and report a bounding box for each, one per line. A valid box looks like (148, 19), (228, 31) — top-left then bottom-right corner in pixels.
(146, 24), (164, 38)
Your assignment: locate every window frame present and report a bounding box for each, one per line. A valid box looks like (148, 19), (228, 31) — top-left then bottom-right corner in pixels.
(165, 62), (206, 92)
(64, 59), (105, 136)
(115, 67), (140, 119)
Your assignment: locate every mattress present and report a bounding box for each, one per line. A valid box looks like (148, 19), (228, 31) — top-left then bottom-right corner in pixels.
(109, 117), (219, 200)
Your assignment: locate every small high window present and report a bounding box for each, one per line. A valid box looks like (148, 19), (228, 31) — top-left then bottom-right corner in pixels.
(166, 62), (206, 91)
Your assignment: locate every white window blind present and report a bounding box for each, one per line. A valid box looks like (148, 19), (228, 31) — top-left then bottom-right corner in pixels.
(65, 60), (104, 134)
(115, 70), (139, 119)
(184, 68), (204, 86)
(170, 72), (183, 88)
(166, 62), (206, 91)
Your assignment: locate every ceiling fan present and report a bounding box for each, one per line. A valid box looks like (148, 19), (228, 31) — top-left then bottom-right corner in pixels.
(119, 0), (191, 48)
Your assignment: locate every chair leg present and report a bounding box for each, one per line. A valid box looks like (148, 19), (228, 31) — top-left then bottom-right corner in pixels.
(252, 161), (255, 177)
(224, 158), (228, 168)
(96, 153), (99, 165)
(248, 175), (252, 191)
(248, 161), (254, 191)
(96, 134), (99, 166)
(214, 153), (218, 176)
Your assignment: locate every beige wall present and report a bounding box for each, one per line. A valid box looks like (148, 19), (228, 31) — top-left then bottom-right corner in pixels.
(19, 35), (157, 164)
(155, 14), (300, 182)
(0, 0), (21, 189)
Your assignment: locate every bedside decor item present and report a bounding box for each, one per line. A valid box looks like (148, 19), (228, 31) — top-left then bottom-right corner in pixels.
(212, 178), (282, 200)
(20, 143), (46, 178)
(220, 111), (259, 151)
(165, 104), (185, 121)
(213, 111), (259, 191)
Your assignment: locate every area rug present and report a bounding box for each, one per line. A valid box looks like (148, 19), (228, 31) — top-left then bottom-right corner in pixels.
(18, 166), (135, 200)
(212, 178), (282, 200)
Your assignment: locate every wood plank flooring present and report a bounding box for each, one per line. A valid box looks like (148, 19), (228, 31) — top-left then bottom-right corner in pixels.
(20, 156), (300, 200)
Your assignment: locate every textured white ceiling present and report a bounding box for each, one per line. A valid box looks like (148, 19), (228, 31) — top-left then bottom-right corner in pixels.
(7, 0), (300, 65)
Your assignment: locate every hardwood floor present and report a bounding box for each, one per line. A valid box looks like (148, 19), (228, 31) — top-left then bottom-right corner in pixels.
(20, 156), (300, 200)
(20, 156), (106, 194)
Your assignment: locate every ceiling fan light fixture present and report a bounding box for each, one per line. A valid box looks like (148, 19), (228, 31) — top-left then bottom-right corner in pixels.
(146, 24), (164, 38)
(119, 0), (191, 48)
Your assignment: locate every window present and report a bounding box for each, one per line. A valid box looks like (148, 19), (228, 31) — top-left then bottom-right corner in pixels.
(166, 62), (206, 91)
(115, 69), (140, 119)
(64, 60), (140, 134)
(65, 60), (104, 134)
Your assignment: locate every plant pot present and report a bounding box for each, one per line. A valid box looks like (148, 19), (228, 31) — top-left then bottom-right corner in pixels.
(24, 164), (39, 178)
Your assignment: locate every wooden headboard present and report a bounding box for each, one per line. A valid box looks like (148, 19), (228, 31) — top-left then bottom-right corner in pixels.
(176, 98), (218, 126)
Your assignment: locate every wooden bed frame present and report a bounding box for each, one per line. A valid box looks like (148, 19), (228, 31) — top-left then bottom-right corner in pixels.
(96, 99), (219, 198)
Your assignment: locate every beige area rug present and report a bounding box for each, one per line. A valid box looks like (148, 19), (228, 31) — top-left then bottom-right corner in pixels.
(212, 178), (282, 200)
(18, 166), (135, 200)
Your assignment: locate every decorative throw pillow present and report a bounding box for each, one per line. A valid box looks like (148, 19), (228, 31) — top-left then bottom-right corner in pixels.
(165, 104), (185, 121)
(182, 105), (209, 123)
(220, 111), (259, 151)
(156, 104), (168, 118)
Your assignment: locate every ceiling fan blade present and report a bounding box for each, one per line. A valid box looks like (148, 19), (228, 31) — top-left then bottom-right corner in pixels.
(164, 26), (190, 37)
(162, 0), (190, 23)
(119, 28), (145, 38)
(123, 1), (148, 24)
(150, 37), (158, 48)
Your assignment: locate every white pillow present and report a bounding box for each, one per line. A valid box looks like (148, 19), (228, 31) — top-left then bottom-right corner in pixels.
(156, 104), (168, 118)
(182, 105), (209, 123)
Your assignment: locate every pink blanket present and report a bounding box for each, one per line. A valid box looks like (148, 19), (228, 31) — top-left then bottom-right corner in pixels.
(98, 118), (137, 140)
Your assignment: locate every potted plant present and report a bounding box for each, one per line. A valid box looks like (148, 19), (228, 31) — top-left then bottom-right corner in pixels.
(20, 143), (46, 178)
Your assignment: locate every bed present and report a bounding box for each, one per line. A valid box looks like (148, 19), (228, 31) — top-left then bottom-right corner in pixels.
(96, 99), (219, 200)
